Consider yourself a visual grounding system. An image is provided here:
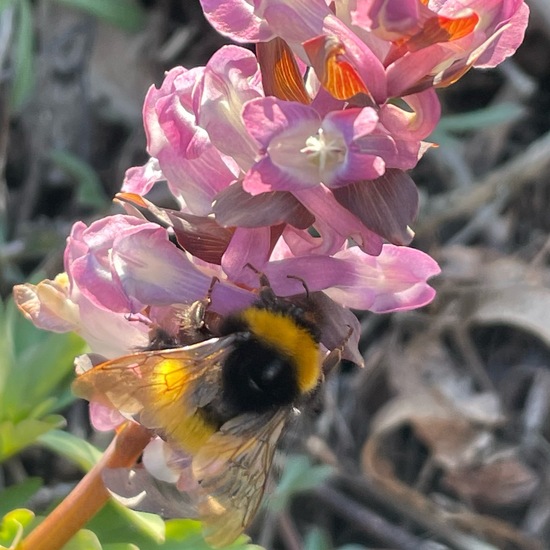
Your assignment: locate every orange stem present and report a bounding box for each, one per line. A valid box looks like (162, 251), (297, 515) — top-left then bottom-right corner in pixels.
(20, 422), (152, 550)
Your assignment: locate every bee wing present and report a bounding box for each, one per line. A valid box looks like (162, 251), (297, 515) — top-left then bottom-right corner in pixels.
(72, 336), (235, 437)
(102, 466), (200, 520)
(192, 408), (291, 547)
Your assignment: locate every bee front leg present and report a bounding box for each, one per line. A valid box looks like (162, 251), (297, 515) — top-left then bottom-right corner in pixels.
(322, 325), (354, 376)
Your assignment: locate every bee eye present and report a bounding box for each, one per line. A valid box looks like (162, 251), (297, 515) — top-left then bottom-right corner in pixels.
(251, 359), (285, 391)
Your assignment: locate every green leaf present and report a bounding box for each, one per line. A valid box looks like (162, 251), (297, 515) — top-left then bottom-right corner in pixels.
(0, 415), (65, 462)
(62, 529), (102, 550)
(103, 544), (140, 550)
(54, 0), (146, 32)
(2, 329), (85, 421)
(267, 455), (333, 513)
(435, 102), (525, 134)
(0, 478), (43, 518)
(48, 150), (110, 210)
(1, 291), (85, 423)
(86, 502), (165, 547)
(303, 529), (331, 550)
(38, 429), (102, 472)
(162, 519), (260, 549)
(0, 509), (34, 549)
(10, 0), (34, 111)
(0, 1), (18, 12)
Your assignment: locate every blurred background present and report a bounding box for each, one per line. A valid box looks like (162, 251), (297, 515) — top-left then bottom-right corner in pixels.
(1, 1), (549, 549)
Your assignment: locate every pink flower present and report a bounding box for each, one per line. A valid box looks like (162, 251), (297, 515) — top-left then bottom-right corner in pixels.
(200, 0), (529, 100)
(242, 98), (384, 194)
(122, 45), (435, 253)
(125, 64), (239, 216)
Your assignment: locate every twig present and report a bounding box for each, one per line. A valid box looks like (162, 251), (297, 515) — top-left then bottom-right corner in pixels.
(279, 510), (303, 550)
(313, 484), (427, 550)
(417, 130), (550, 239)
(19, 422), (151, 550)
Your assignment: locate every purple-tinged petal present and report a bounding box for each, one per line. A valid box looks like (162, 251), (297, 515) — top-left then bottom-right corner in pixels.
(325, 245), (440, 312)
(116, 192), (233, 265)
(90, 402), (126, 431)
(169, 213), (233, 266)
(332, 169), (419, 245)
(325, 106), (379, 142)
(261, 0), (329, 45)
(243, 98), (323, 193)
(160, 145), (238, 216)
(244, 96), (319, 149)
(352, 0), (422, 38)
(277, 223), (345, 259)
(209, 282), (256, 316)
(473, 1), (529, 67)
(143, 66), (238, 215)
(66, 217), (147, 313)
(144, 66), (204, 158)
(195, 46), (263, 170)
(309, 292), (363, 366)
(244, 98), (388, 192)
(325, 108), (387, 185)
(261, 255), (357, 296)
(76, 296), (149, 357)
(110, 224), (215, 307)
(122, 158), (164, 196)
(200, 0), (275, 42)
(221, 226), (272, 283)
(379, 89), (441, 141)
(385, 0), (529, 96)
(213, 183), (314, 229)
(293, 185), (384, 256)
(72, 214), (254, 318)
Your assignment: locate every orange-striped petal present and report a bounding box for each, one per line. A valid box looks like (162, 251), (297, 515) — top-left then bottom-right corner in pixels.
(256, 39), (310, 104)
(407, 12), (479, 51)
(304, 35), (369, 101)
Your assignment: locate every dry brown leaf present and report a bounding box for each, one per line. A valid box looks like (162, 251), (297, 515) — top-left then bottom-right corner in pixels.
(443, 457), (539, 508)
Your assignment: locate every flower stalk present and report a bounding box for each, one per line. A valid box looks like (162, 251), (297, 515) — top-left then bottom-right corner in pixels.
(19, 422), (151, 550)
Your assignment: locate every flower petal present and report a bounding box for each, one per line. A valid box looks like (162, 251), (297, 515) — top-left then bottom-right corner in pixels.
(325, 245), (440, 312)
(332, 169), (419, 245)
(13, 274), (80, 333)
(213, 182), (314, 229)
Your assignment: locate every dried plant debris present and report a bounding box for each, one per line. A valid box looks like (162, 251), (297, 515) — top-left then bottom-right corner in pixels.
(346, 247), (550, 549)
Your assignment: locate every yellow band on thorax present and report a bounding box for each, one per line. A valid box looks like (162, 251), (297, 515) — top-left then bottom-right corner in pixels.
(240, 308), (321, 393)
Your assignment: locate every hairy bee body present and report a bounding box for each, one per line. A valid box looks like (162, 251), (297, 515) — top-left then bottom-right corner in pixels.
(73, 284), (324, 546)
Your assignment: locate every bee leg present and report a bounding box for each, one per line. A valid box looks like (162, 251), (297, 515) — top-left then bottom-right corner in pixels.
(188, 276), (220, 332)
(322, 325), (354, 376)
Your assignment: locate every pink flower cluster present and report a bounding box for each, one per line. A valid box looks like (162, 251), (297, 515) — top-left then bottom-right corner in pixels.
(14, 0), (527, 421)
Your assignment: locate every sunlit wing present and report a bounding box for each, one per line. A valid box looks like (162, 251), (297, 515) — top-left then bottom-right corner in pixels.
(72, 336), (235, 450)
(192, 408), (291, 547)
(103, 466), (200, 520)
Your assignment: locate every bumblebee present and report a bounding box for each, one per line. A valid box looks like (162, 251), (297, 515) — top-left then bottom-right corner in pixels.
(72, 275), (337, 547)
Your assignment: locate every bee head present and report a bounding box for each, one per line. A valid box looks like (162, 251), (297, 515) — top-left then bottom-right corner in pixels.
(221, 336), (299, 415)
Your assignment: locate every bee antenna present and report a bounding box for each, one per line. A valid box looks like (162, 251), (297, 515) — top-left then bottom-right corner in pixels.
(286, 275), (310, 298)
(244, 263), (271, 289)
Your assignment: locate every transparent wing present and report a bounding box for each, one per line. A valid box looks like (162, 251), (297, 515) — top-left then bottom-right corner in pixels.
(72, 336), (235, 447)
(103, 466), (200, 520)
(192, 408), (291, 547)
